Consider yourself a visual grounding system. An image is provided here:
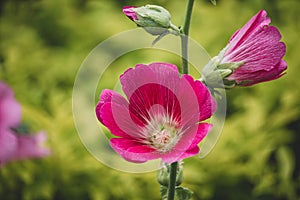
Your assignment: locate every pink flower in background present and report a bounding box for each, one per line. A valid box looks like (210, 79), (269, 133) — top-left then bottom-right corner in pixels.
(96, 63), (216, 164)
(223, 10), (287, 86)
(203, 10), (287, 87)
(0, 82), (50, 166)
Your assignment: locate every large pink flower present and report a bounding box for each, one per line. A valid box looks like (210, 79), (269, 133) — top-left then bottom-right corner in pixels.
(218, 10), (287, 86)
(96, 63), (217, 164)
(0, 82), (50, 166)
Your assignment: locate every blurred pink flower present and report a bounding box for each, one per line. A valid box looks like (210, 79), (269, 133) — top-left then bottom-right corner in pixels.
(223, 10), (287, 86)
(0, 82), (50, 166)
(96, 63), (216, 163)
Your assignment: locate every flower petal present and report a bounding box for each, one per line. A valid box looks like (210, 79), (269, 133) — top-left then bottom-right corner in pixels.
(0, 131), (50, 165)
(238, 60), (287, 86)
(182, 75), (217, 121)
(0, 82), (21, 129)
(121, 63), (206, 127)
(227, 10), (271, 54)
(123, 6), (138, 21)
(99, 91), (145, 138)
(128, 83), (182, 125)
(225, 26), (286, 73)
(161, 123), (212, 163)
(185, 123), (213, 150)
(120, 63), (183, 123)
(0, 129), (17, 164)
(178, 146), (200, 160)
(96, 89), (114, 123)
(110, 138), (159, 163)
(177, 123), (213, 160)
(15, 132), (51, 160)
(120, 62), (179, 100)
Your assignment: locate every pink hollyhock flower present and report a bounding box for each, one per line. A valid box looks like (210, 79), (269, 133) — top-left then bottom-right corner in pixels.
(0, 82), (50, 166)
(202, 10), (287, 87)
(96, 63), (217, 164)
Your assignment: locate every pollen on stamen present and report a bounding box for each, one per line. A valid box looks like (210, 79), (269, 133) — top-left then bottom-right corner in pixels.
(143, 115), (181, 152)
(152, 130), (171, 147)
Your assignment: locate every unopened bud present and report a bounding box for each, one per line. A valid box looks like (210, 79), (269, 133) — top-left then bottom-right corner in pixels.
(176, 161), (183, 186)
(133, 5), (171, 29)
(157, 161), (184, 187)
(123, 5), (180, 36)
(157, 164), (169, 186)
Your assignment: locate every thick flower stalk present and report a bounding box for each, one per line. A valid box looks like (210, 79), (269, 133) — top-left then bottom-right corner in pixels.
(0, 82), (50, 166)
(96, 62), (216, 164)
(202, 10), (287, 88)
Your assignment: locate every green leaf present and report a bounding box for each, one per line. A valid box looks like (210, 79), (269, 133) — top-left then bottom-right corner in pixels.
(175, 186), (193, 200)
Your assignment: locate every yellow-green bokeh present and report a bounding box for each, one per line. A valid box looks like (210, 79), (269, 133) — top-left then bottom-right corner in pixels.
(0, 0), (299, 199)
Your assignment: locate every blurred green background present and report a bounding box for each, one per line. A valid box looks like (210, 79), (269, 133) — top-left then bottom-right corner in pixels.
(0, 0), (299, 199)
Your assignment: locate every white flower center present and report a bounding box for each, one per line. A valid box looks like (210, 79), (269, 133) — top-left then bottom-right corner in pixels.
(151, 129), (171, 147)
(142, 115), (181, 152)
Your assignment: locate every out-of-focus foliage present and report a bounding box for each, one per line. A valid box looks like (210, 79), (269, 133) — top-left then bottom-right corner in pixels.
(0, 0), (299, 199)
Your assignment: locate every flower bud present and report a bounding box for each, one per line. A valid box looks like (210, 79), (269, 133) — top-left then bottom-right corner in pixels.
(157, 164), (169, 186)
(123, 5), (179, 36)
(202, 10), (287, 88)
(134, 5), (170, 28)
(176, 161), (183, 186)
(157, 161), (184, 186)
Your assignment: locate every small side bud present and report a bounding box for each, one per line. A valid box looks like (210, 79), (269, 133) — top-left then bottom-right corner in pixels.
(157, 161), (184, 187)
(132, 5), (171, 30)
(157, 164), (169, 186)
(176, 161), (184, 186)
(123, 5), (180, 37)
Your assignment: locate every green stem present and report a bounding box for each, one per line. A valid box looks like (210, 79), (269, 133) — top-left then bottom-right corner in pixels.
(181, 0), (195, 74)
(166, 1), (195, 199)
(167, 162), (178, 200)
